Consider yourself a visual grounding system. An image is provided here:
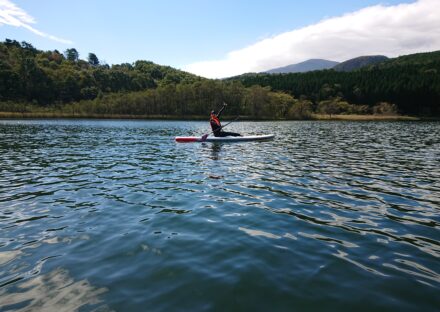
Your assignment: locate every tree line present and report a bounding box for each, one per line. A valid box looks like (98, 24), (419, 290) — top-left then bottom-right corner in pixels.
(230, 51), (440, 116)
(1, 39), (439, 118)
(0, 39), (202, 104)
(0, 39), (299, 118)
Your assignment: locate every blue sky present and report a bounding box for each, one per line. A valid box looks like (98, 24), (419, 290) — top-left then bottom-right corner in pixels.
(1, 0), (439, 77)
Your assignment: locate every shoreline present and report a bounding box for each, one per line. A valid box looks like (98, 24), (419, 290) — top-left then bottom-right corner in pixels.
(310, 114), (422, 121)
(0, 112), (434, 121)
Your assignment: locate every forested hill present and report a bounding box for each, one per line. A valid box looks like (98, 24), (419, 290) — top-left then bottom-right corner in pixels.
(0, 39), (299, 119)
(0, 39), (202, 104)
(333, 55), (388, 72)
(1, 39), (439, 118)
(229, 51), (440, 116)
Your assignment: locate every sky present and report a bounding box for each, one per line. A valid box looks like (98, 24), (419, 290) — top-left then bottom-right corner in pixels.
(1, 0), (439, 78)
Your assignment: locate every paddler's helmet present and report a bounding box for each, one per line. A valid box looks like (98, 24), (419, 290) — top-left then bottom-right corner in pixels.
(210, 110), (216, 115)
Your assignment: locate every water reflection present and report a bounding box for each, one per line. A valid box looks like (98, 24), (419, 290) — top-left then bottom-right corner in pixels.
(0, 268), (108, 311)
(209, 142), (222, 160)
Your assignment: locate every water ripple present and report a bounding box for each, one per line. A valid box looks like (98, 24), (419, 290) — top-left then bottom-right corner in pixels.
(0, 120), (439, 311)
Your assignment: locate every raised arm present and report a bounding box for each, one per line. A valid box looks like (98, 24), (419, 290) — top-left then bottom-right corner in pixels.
(217, 103), (227, 117)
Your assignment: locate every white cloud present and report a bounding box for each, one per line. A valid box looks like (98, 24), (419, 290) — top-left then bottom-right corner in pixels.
(184, 0), (440, 78)
(0, 0), (72, 44)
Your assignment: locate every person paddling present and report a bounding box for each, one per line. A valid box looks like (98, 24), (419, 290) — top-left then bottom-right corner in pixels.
(210, 103), (241, 137)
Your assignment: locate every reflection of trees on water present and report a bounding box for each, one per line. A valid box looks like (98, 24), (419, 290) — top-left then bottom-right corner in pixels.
(0, 268), (108, 311)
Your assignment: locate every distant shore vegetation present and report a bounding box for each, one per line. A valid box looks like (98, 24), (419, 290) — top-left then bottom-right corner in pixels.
(1, 39), (439, 120)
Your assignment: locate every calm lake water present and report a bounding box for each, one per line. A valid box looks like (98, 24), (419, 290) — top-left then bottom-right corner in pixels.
(0, 119), (439, 311)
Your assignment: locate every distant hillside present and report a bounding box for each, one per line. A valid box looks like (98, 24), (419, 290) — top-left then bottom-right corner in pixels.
(229, 50), (440, 116)
(372, 51), (440, 68)
(265, 59), (339, 74)
(333, 55), (388, 71)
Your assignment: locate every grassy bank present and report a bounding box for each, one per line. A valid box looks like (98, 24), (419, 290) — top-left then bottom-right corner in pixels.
(311, 114), (421, 121)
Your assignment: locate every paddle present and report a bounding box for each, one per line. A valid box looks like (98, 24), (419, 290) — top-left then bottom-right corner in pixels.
(200, 115), (240, 142)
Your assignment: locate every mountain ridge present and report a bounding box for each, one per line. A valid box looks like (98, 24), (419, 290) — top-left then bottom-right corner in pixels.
(264, 55), (390, 74)
(333, 55), (389, 71)
(265, 59), (339, 74)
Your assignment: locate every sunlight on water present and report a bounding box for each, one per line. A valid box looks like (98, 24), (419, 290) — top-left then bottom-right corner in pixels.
(0, 120), (439, 311)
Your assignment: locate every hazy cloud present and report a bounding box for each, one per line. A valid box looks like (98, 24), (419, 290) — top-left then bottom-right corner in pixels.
(0, 0), (72, 44)
(184, 0), (440, 78)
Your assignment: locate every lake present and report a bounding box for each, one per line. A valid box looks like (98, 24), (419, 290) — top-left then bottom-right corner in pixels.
(0, 119), (439, 311)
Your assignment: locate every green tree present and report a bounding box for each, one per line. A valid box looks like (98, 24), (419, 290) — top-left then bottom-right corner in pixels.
(64, 48), (79, 62)
(288, 99), (313, 119)
(373, 102), (398, 115)
(88, 53), (99, 66)
(317, 99), (340, 116)
(244, 85), (271, 118)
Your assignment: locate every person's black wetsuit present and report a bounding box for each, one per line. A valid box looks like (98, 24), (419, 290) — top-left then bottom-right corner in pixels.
(210, 104), (240, 137)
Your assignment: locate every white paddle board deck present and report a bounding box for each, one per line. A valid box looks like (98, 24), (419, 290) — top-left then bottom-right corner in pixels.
(175, 134), (275, 143)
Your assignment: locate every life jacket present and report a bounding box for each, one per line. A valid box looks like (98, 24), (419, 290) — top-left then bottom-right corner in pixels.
(210, 114), (221, 127)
